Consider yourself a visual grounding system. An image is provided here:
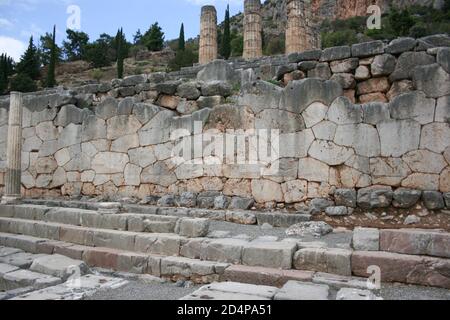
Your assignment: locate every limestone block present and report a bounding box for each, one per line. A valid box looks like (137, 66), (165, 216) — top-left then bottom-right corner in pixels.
(55, 105), (84, 127)
(371, 54), (396, 76)
(403, 150), (447, 174)
(352, 227), (380, 251)
(282, 180), (307, 204)
(106, 115), (142, 140)
(132, 103), (160, 125)
(435, 95), (450, 122)
(385, 37), (416, 54)
(279, 130), (315, 158)
(413, 64), (450, 98)
(251, 179), (283, 203)
(280, 79), (343, 114)
(362, 102), (390, 125)
(57, 124), (82, 149)
(390, 51), (435, 82)
(401, 173), (440, 191)
(308, 140), (354, 166)
(91, 152), (129, 174)
(389, 91), (436, 125)
(140, 161), (177, 187)
(255, 109), (305, 133)
(138, 110), (175, 146)
(275, 281), (329, 301)
(420, 123), (450, 154)
(81, 116), (106, 142)
(377, 120), (421, 157)
(312, 121), (337, 141)
(330, 58), (359, 73)
(95, 97), (118, 120)
(298, 158), (329, 183)
(327, 97), (362, 125)
(370, 158), (411, 186)
(320, 46), (351, 62)
(111, 134), (139, 153)
(351, 41), (384, 58)
(35, 121), (58, 141)
(124, 163), (141, 186)
(242, 241), (297, 270)
(357, 77), (390, 95)
(302, 102), (328, 128)
(357, 186), (393, 209)
(334, 124), (380, 157)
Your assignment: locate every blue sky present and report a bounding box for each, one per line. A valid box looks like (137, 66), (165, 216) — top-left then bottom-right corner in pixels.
(0, 0), (243, 61)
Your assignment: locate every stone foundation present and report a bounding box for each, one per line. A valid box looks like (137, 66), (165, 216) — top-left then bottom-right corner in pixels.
(0, 37), (449, 215)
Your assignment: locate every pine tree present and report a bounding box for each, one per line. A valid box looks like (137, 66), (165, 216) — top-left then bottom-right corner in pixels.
(0, 54), (16, 94)
(221, 5), (231, 59)
(45, 25), (57, 88)
(133, 29), (143, 45)
(178, 23), (185, 51)
(116, 28), (124, 79)
(16, 36), (41, 80)
(142, 22), (165, 52)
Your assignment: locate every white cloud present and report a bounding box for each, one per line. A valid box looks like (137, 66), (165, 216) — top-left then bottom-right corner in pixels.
(0, 36), (26, 61)
(0, 18), (13, 28)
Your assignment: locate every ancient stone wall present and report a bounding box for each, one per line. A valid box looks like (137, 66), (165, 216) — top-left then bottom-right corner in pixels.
(0, 36), (449, 213)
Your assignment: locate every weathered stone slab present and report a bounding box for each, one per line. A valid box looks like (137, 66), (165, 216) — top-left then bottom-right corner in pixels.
(293, 248), (352, 276)
(222, 265), (314, 287)
(242, 241), (296, 270)
(274, 281), (329, 300)
(352, 251), (450, 289)
(352, 227), (379, 251)
(30, 254), (88, 281)
(380, 229), (449, 258)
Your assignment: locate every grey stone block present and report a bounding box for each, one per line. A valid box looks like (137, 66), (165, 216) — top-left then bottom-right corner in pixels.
(422, 191), (445, 210)
(176, 218), (209, 238)
(202, 238), (248, 264)
(385, 37), (417, 54)
(293, 247), (352, 276)
(336, 288), (381, 300)
(229, 197), (254, 210)
(352, 41), (384, 57)
(334, 189), (357, 208)
(275, 281), (329, 300)
(325, 206), (349, 216)
(30, 254), (88, 281)
(352, 227), (380, 251)
(393, 188), (422, 208)
(320, 46), (351, 62)
(242, 241), (296, 269)
(357, 186), (393, 209)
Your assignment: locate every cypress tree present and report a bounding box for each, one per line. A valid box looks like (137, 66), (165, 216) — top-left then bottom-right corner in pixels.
(221, 5), (231, 59)
(45, 25), (57, 88)
(16, 36), (40, 80)
(178, 23), (185, 51)
(116, 28), (124, 79)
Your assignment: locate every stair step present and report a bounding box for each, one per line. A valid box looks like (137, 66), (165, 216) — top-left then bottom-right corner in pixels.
(380, 229), (450, 259)
(352, 251), (450, 289)
(0, 204), (209, 238)
(0, 232), (228, 284)
(0, 217), (189, 255)
(0, 217), (301, 269)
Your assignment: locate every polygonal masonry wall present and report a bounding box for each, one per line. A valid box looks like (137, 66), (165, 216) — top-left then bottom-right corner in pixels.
(0, 37), (449, 212)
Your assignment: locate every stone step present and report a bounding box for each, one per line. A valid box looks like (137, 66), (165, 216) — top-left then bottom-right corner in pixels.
(0, 232), (229, 284)
(21, 199), (259, 226)
(0, 217), (300, 270)
(380, 229), (450, 259)
(352, 251), (450, 289)
(0, 204), (209, 238)
(222, 265), (370, 290)
(0, 217), (189, 255)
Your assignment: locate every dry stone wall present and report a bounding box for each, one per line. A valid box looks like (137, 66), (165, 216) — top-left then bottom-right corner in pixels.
(0, 36), (449, 213)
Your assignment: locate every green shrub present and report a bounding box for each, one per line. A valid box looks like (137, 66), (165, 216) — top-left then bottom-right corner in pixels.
(9, 73), (37, 93)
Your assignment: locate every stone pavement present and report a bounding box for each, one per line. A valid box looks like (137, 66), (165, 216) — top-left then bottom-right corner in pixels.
(0, 246), (127, 300)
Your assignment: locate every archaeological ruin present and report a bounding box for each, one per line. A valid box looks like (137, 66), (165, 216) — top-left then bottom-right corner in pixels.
(0, 1), (449, 301)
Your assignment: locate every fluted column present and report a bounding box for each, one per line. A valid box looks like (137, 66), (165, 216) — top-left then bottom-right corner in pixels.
(199, 5), (218, 65)
(286, 0), (305, 54)
(2, 92), (23, 204)
(243, 0), (263, 59)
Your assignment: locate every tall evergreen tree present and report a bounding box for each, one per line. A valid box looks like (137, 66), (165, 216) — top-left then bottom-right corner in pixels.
(133, 29), (143, 45)
(39, 32), (62, 66)
(178, 23), (185, 51)
(0, 54), (14, 94)
(142, 22), (165, 51)
(16, 36), (41, 80)
(62, 29), (89, 61)
(45, 25), (57, 88)
(220, 5), (231, 59)
(116, 28), (124, 79)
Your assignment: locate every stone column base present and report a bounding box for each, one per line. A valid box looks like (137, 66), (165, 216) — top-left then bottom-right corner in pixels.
(1, 195), (22, 205)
